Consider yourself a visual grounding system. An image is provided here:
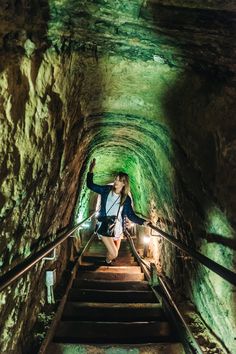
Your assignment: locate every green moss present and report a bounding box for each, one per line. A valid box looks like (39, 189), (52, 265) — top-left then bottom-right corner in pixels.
(206, 206), (233, 237)
(19, 242), (31, 257)
(0, 293), (7, 306)
(32, 310), (56, 347)
(24, 39), (36, 58)
(7, 239), (15, 253)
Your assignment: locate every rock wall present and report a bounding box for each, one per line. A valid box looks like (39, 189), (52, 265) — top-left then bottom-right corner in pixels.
(0, 48), (85, 352)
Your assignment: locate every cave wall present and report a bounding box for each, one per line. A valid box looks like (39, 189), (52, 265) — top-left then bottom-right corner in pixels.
(0, 48), (87, 351)
(0, 0), (235, 353)
(0, 3), (91, 347)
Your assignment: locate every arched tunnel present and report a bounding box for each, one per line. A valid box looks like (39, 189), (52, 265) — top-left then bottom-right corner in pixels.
(0, 0), (236, 353)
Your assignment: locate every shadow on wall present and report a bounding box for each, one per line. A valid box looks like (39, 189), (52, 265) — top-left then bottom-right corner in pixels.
(150, 2), (236, 352)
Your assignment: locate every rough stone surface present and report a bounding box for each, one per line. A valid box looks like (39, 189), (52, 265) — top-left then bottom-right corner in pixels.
(0, 1), (235, 353)
(46, 342), (185, 354)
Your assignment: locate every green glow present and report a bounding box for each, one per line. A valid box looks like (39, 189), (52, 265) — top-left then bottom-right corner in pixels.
(206, 206), (233, 237)
(47, 0), (179, 226)
(73, 118), (176, 226)
(199, 205), (234, 271)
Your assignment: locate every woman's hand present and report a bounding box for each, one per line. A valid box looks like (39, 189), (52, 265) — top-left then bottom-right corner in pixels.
(89, 158), (96, 173)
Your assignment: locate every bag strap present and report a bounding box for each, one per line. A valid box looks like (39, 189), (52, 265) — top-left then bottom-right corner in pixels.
(106, 194), (120, 215)
(115, 201), (122, 219)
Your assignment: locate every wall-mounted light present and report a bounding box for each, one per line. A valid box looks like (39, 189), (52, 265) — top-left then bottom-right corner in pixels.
(143, 235), (151, 257)
(45, 270), (56, 304)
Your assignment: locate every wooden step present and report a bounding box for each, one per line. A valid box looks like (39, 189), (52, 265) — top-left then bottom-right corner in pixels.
(86, 250), (132, 256)
(81, 260), (138, 267)
(72, 279), (150, 290)
(54, 320), (173, 343)
(62, 302), (164, 321)
(46, 342), (185, 354)
(67, 289), (157, 303)
(78, 266), (141, 273)
(86, 244), (131, 250)
(86, 243), (131, 249)
(81, 256), (137, 266)
(87, 241), (130, 248)
(77, 271), (145, 281)
(83, 254), (135, 261)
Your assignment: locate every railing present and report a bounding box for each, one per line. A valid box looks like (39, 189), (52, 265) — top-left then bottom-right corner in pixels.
(0, 212), (96, 292)
(1, 214), (235, 292)
(38, 231), (96, 354)
(125, 230), (204, 354)
(147, 223), (236, 287)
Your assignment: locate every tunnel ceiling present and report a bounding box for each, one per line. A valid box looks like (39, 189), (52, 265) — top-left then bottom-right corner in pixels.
(46, 0), (236, 73)
(1, 0), (235, 71)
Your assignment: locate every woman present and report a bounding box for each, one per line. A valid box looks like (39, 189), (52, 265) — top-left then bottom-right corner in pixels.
(87, 158), (150, 264)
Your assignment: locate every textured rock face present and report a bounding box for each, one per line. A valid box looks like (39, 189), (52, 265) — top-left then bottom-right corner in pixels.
(0, 53), (85, 352)
(0, 1), (235, 353)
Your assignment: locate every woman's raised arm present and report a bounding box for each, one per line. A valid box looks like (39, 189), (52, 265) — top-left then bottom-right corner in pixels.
(87, 158), (107, 194)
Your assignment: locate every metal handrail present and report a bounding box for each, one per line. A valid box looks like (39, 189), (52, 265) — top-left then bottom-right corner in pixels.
(125, 230), (203, 354)
(125, 232), (151, 271)
(0, 212), (96, 292)
(38, 231), (96, 354)
(148, 223), (236, 287)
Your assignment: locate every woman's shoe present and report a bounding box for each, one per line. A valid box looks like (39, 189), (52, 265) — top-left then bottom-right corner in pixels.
(105, 258), (112, 265)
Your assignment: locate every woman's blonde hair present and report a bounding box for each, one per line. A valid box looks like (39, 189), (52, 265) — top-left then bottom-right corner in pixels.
(112, 172), (130, 205)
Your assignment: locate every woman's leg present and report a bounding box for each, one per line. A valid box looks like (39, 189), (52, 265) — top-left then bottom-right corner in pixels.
(114, 238), (122, 252)
(101, 236), (118, 262)
(113, 233), (123, 253)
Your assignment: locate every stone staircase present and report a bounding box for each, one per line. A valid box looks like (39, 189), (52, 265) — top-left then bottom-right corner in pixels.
(45, 239), (185, 353)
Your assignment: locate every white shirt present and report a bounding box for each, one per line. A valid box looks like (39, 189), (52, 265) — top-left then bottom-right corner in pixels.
(106, 191), (123, 239)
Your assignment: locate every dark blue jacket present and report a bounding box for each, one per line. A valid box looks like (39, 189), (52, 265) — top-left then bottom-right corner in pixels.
(87, 172), (145, 226)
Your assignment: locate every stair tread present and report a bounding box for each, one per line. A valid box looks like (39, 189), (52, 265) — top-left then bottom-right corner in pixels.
(64, 301), (161, 308)
(68, 288), (156, 302)
(46, 342), (185, 354)
(54, 320), (174, 343)
(77, 272), (145, 281)
(81, 261), (138, 266)
(57, 320), (169, 324)
(62, 301), (164, 321)
(83, 253), (134, 259)
(69, 289), (154, 294)
(72, 279), (150, 290)
(86, 250), (132, 255)
(78, 266), (141, 273)
(87, 244), (131, 248)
